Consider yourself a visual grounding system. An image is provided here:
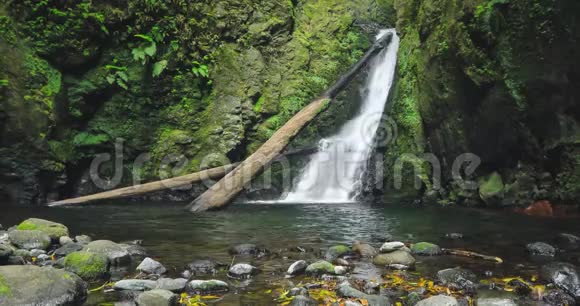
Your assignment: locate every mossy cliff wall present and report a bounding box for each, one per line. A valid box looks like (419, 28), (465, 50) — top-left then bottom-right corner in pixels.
(0, 0), (391, 204)
(386, 0), (580, 206)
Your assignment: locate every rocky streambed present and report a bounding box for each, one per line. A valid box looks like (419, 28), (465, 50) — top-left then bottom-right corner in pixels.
(1, 216), (580, 306)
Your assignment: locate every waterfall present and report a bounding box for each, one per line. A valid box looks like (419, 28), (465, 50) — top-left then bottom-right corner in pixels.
(282, 29), (400, 203)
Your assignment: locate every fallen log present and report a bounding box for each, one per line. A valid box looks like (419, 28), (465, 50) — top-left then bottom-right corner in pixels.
(186, 32), (393, 212)
(442, 248), (504, 264)
(47, 163), (240, 207)
(47, 147), (316, 207)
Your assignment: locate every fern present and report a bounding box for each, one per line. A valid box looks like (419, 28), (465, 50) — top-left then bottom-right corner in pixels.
(72, 132), (109, 147)
(152, 60), (168, 77)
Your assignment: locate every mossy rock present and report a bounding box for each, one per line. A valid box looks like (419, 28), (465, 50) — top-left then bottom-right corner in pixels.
(17, 218), (69, 239)
(324, 245), (351, 262)
(479, 172), (505, 206)
(0, 274), (10, 297)
(64, 251), (110, 281)
(305, 260), (335, 275)
(410, 242), (442, 256)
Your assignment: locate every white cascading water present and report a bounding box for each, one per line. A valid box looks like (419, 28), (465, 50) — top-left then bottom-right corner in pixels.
(282, 29), (400, 203)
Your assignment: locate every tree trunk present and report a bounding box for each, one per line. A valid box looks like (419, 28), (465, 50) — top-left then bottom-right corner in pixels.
(48, 164), (239, 207)
(186, 32), (393, 212)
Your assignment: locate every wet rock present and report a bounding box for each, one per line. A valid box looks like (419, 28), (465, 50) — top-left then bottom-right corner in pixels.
(540, 262), (580, 299)
(334, 266), (348, 275)
(30, 249), (46, 257)
(305, 260), (335, 275)
(337, 281), (390, 306)
(136, 289), (178, 306)
(12, 249), (29, 259)
(123, 244), (148, 259)
(373, 250), (416, 266)
(0, 231), (8, 244)
(437, 268), (477, 293)
(557, 233), (580, 249)
(335, 258), (351, 266)
(0, 265), (87, 305)
(325, 245), (351, 262)
(82, 240), (131, 265)
(64, 251), (110, 281)
(543, 289), (576, 306)
(289, 287), (309, 297)
(287, 260), (308, 275)
(406, 292), (422, 306)
(75, 235), (92, 244)
(364, 281), (380, 294)
(137, 257), (167, 275)
(59, 236), (74, 245)
(445, 233), (464, 240)
(114, 279), (158, 291)
(228, 263), (258, 279)
(186, 279), (229, 294)
(16, 218), (69, 240)
(187, 259), (218, 275)
(416, 295), (459, 306)
(229, 244), (267, 257)
(291, 295), (318, 306)
(5, 256), (26, 265)
(53, 242), (84, 257)
(387, 264), (410, 270)
(380, 242), (405, 253)
(527, 242), (556, 256)
(321, 274), (348, 282)
(476, 298), (517, 306)
(352, 241), (377, 257)
(0, 244), (13, 260)
(8, 230), (51, 250)
(155, 278), (188, 293)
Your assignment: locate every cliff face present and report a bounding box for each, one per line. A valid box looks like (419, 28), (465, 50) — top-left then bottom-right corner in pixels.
(1, 0), (578, 208)
(386, 0), (580, 206)
(0, 0), (392, 204)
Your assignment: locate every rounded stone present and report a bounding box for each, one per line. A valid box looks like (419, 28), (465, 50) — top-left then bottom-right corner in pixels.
(411, 242), (442, 256)
(82, 240), (130, 265)
(8, 230), (51, 250)
(287, 260), (308, 276)
(373, 250), (416, 266)
(136, 289), (178, 306)
(64, 251), (110, 281)
(186, 279), (229, 294)
(16, 218), (69, 240)
(137, 257), (167, 275)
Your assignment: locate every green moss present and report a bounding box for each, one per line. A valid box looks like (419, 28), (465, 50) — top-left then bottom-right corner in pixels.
(16, 218), (69, 239)
(305, 260), (335, 274)
(410, 242), (441, 255)
(63, 251), (109, 281)
(0, 274), (11, 297)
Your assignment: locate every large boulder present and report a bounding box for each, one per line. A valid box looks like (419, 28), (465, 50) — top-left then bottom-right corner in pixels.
(540, 262), (580, 299)
(416, 295), (459, 306)
(136, 289), (178, 306)
(82, 240), (130, 265)
(16, 218), (69, 240)
(373, 250), (416, 266)
(8, 230), (51, 250)
(0, 265), (87, 305)
(186, 259), (219, 275)
(63, 251), (110, 281)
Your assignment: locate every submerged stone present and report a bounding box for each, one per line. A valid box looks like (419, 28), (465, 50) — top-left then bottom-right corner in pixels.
(411, 242), (442, 256)
(187, 259), (218, 275)
(186, 279), (229, 294)
(527, 242), (556, 257)
(373, 250), (416, 266)
(136, 289), (178, 306)
(16, 218), (69, 240)
(324, 245), (351, 261)
(416, 295), (459, 306)
(437, 268), (477, 293)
